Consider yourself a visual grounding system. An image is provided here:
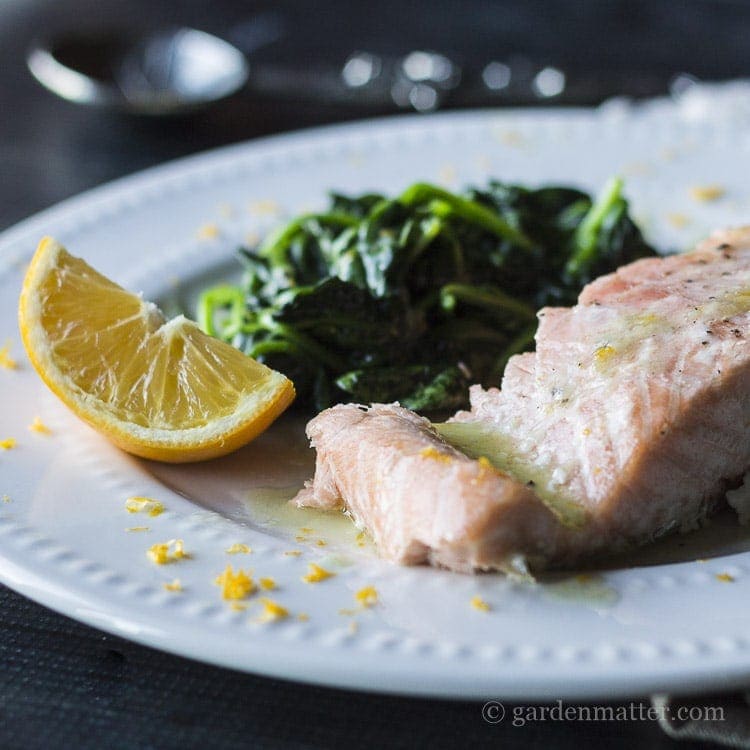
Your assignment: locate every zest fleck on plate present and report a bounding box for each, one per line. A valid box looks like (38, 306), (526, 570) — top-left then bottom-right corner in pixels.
(1, 109), (750, 699)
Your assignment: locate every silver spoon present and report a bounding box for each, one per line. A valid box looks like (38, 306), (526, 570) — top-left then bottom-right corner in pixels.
(27, 26), (464, 116)
(27, 28), (252, 115)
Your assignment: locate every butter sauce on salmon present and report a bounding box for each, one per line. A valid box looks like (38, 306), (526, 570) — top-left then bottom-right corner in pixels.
(294, 229), (750, 573)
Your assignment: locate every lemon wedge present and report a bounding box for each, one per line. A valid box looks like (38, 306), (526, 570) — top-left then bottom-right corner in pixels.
(18, 237), (295, 462)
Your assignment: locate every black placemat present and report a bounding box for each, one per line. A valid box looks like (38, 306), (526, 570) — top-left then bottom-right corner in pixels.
(1, 584), (687, 750)
(2, 1), (744, 747)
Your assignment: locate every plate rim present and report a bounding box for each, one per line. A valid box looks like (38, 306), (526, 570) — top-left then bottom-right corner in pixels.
(2, 106), (750, 701)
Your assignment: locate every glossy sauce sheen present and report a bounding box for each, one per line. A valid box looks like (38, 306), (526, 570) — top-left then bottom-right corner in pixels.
(295, 228), (750, 573)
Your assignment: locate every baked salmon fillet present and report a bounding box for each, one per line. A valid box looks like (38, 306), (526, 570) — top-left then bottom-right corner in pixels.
(294, 228), (750, 572)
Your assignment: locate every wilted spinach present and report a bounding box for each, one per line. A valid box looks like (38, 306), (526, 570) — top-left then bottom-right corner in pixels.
(197, 177), (656, 412)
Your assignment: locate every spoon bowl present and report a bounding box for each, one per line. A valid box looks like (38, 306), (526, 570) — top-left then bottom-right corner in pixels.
(27, 27), (250, 115)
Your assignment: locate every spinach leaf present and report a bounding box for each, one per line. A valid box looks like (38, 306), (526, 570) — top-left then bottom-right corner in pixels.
(196, 178), (657, 412)
(336, 364), (469, 412)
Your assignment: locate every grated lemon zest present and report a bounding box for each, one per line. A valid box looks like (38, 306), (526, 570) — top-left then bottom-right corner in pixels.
(716, 572), (735, 583)
(594, 344), (616, 362)
(126, 496), (164, 517)
(302, 563), (335, 584)
(0, 343), (17, 369)
(419, 446), (453, 463)
(163, 579), (182, 592)
(666, 212), (690, 229)
(348, 620), (359, 635)
(225, 542), (251, 554)
(315, 539), (328, 547)
(147, 539), (188, 565)
(297, 613), (309, 622)
(258, 597), (288, 622)
(284, 550), (302, 557)
(1, 494), (11, 503)
(126, 526), (150, 532)
(355, 531), (367, 548)
(230, 602), (248, 612)
(299, 527), (314, 534)
(196, 223), (220, 240)
(355, 586), (378, 608)
(690, 184), (725, 203)
(215, 564), (255, 600)
(0, 438), (16, 450)
(470, 595), (491, 612)
(259, 577), (276, 591)
(28, 416), (51, 434)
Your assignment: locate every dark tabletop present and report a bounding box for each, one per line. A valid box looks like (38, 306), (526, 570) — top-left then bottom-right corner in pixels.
(2, 1), (748, 748)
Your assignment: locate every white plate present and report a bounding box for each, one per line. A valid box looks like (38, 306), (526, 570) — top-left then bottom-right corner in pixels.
(3, 109), (750, 701)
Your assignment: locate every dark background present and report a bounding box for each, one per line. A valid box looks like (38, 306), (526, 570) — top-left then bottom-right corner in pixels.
(2, 1), (748, 747)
